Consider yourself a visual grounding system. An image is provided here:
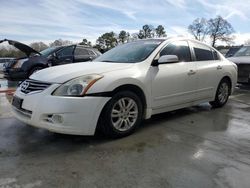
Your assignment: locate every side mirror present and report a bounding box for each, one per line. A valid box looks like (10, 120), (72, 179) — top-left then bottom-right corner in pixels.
(158, 55), (179, 64)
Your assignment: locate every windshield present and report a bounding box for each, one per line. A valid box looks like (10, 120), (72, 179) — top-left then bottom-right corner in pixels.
(94, 40), (163, 63)
(233, 46), (250, 57)
(40, 47), (59, 57)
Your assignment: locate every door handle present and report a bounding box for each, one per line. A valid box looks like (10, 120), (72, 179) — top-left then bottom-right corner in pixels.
(217, 65), (222, 70)
(188, 70), (196, 75)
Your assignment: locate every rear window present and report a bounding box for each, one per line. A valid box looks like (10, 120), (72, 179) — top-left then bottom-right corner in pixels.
(192, 42), (214, 61)
(74, 47), (89, 56)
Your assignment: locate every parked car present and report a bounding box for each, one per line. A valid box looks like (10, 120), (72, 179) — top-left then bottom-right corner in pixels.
(225, 46), (241, 58)
(12, 38), (237, 138)
(227, 45), (250, 84)
(0, 39), (101, 81)
(0, 58), (15, 72)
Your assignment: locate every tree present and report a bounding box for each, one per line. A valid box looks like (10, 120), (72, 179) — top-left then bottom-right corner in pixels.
(96, 32), (118, 51)
(207, 16), (234, 47)
(30, 42), (48, 52)
(118, 30), (130, 43)
(137, 30), (145, 39)
(138, 25), (155, 39)
(49, 39), (73, 47)
(188, 18), (208, 41)
(130, 33), (139, 41)
(155, 25), (167, 38)
(79, 38), (92, 46)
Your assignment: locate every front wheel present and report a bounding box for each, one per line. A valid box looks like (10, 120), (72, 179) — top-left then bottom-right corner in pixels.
(98, 91), (143, 138)
(210, 79), (231, 108)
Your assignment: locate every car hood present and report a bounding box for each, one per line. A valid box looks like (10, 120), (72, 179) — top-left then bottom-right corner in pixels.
(227, 56), (250, 64)
(30, 61), (133, 83)
(0, 39), (41, 57)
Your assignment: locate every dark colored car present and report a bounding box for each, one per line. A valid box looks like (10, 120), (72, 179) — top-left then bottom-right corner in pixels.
(227, 45), (250, 84)
(0, 58), (15, 72)
(0, 39), (101, 81)
(225, 46), (241, 58)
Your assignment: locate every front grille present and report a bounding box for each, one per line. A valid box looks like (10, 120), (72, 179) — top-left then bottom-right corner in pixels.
(20, 79), (52, 94)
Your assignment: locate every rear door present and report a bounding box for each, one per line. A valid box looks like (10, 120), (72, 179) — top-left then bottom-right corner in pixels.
(74, 47), (93, 62)
(190, 41), (222, 100)
(151, 40), (198, 111)
(54, 45), (75, 65)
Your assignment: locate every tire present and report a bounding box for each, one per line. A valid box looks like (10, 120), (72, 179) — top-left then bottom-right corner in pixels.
(210, 78), (231, 108)
(29, 67), (43, 77)
(98, 91), (143, 138)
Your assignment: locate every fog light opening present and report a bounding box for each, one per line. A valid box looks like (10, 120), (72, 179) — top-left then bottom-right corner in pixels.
(51, 114), (63, 124)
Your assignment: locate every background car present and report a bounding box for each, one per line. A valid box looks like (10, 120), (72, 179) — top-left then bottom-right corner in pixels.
(225, 46), (241, 58)
(227, 45), (250, 84)
(0, 39), (101, 81)
(12, 38), (237, 138)
(0, 58), (15, 73)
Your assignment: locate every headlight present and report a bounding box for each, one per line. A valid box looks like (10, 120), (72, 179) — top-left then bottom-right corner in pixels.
(52, 74), (103, 96)
(13, 59), (27, 68)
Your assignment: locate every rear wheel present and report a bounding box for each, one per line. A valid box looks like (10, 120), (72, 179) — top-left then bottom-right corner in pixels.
(210, 78), (231, 108)
(98, 91), (143, 138)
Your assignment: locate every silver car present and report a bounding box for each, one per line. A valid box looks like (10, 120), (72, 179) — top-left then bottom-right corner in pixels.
(228, 46), (250, 84)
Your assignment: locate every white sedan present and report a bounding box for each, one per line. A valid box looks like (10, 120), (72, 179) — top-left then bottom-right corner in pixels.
(12, 37), (237, 138)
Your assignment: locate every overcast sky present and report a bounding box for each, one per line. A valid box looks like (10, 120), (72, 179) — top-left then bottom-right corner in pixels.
(1, 0), (250, 45)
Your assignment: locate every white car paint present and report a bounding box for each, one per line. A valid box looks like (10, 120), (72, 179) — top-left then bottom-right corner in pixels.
(12, 37), (237, 135)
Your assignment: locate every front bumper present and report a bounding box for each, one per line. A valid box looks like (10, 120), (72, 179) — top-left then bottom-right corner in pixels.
(3, 68), (28, 81)
(12, 84), (110, 135)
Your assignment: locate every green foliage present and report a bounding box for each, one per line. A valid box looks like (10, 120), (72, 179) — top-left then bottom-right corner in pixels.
(118, 30), (130, 43)
(138, 25), (155, 39)
(96, 32), (118, 51)
(155, 25), (167, 38)
(79, 38), (92, 46)
(0, 24), (168, 56)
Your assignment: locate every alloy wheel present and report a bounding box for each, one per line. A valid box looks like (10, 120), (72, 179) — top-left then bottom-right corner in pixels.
(111, 97), (138, 132)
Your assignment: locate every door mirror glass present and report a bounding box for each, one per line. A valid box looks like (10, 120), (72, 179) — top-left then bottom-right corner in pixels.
(158, 55), (179, 64)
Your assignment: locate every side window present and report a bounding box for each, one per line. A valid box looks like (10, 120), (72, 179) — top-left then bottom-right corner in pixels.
(56, 46), (74, 57)
(74, 47), (89, 56)
(193, 42), (214, 61)
(160, 41), (191, 62)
